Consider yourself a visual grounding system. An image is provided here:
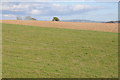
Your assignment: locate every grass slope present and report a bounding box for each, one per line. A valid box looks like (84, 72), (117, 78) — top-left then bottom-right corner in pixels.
(2, 23), (118, 78)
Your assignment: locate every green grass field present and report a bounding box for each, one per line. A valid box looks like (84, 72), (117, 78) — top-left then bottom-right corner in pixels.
(2, 23), (118, 78)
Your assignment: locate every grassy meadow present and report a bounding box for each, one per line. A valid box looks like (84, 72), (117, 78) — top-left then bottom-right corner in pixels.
(2, 23), (118, 78)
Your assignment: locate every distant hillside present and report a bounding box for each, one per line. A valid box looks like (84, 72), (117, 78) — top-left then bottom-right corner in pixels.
(61, 19), (103, 23)
(105, 21), (120, 23)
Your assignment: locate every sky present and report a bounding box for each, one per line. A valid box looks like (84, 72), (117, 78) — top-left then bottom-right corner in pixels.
(0, 2), (118, 21)
(1, 0), (120, 2)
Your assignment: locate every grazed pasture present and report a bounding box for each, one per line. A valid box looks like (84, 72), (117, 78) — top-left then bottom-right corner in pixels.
(2, 23), (118, 78)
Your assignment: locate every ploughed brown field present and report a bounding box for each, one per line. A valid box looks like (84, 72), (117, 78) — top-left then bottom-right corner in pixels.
(0, 20), (118, 33)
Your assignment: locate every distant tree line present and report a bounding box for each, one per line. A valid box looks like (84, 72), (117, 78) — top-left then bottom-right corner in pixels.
(106, 21), (120, 23)
(16, 16), (37, 20)
(16, 16), (60, 21)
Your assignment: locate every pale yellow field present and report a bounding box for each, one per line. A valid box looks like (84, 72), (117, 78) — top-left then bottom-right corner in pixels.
(0, 20), (118, 32)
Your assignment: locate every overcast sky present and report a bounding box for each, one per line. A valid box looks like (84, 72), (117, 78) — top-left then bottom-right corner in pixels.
(1, 2), (118, 21)
(1, 0), (120, 2)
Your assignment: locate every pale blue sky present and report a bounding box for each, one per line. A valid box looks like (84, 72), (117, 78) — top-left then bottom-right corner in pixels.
(1, 2), (118, 21)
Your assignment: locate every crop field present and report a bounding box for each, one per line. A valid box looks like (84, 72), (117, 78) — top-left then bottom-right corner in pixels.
(0, 20), (118, 33)
(2, 23), (118, 78)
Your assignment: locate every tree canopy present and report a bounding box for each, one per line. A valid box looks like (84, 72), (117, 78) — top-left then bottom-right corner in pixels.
(52, 17), (60, 21)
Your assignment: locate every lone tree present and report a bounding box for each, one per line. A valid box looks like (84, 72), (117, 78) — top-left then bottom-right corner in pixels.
(52, 17), (60, 21)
